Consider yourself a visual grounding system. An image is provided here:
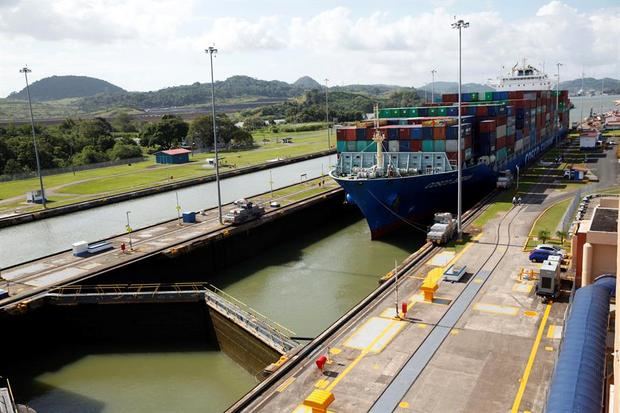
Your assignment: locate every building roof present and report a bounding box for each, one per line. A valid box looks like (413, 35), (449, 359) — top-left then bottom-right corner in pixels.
(590, 207), (618, 232)
(159, 148), (191, 156)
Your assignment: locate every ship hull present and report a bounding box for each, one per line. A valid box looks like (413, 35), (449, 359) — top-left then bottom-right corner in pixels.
(332, 134), (561, 239)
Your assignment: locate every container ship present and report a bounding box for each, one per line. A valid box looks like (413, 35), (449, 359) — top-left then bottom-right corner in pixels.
(330, 63), (571, 238)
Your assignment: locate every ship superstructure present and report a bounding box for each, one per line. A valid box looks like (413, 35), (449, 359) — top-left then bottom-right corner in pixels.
(494, 60), (552, 91)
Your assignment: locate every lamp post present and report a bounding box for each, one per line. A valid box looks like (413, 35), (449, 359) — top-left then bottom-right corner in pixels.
(206, 46), (223, 224)
(556, 62), (562, 137)
(325, 78), (330, 150)
(125, 211), (133, 250)
(20, 66), (46, 208)
(431, 69), (437, 103)
(451, 19), (469, 239)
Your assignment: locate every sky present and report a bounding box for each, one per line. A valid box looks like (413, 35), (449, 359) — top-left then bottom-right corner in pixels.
(0, 0), (619, 97)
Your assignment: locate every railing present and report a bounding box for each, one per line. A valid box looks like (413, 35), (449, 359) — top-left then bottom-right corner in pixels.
(45, 282), (209, 303)
(204, 284), (298, 354)
(0, 377), (17, 413)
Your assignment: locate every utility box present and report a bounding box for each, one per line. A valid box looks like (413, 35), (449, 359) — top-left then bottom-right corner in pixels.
(182, 211), (196, 223)
(26, 190), (46, 204)
(72, 241), (89, 256)
(536, 260), (561, 299)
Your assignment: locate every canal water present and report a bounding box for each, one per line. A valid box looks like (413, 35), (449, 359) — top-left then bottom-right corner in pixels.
(569, 94), (620, 124)
(0, 155), (333, 268)
(11, 214), (424, 413)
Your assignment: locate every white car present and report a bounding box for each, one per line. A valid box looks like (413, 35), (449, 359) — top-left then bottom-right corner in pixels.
(536, 244), (565, 258)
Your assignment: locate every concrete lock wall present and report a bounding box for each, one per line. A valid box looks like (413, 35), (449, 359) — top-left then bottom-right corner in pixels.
(208, 309), (281, 377)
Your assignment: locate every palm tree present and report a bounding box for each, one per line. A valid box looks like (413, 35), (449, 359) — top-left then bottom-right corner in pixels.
(538, 229), (550, 243)
(555, 230), (568, 244)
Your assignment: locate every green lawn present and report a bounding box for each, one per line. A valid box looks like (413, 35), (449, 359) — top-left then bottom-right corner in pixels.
(0, 128), (330, 214)
(525, 198), (572, 249)
(472, 183), (532, 228)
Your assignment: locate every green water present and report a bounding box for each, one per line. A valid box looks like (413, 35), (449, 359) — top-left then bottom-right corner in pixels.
(16, 218), (422, 412)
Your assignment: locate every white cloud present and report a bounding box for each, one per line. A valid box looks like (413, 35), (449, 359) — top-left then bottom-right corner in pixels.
(200, 16), (286, 50)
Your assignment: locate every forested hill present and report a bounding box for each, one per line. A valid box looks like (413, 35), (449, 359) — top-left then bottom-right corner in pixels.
(7, 75), (126, 101)
(559, 77), (620, 95)
(77, 75), (319, 111)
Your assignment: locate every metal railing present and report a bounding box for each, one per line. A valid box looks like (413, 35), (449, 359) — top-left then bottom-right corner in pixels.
(0, 377), (17, 413)
(46, 282), (209, 302)
(204, 284), (298, 354)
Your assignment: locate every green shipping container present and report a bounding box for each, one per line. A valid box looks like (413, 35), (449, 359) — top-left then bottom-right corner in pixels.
(346, 141), (357, 151)
(366, 141), (377, 151)
(433, 140), (446, 152)
(356, 141), (369, 151)
(408, 108), (418, 117)
(438, 107), (447, 116)
(429, 107), (438, 116)
(422, 140), (434, 152)
(337, 141), (347, 152)
(379, 109), (389, 118)
(495, 148), (507, 161)
(484, 91), (494, 101)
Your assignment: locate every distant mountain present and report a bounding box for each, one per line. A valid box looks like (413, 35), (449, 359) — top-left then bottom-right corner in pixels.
(293, 76), (322, 89)
(7, 75), (126, 101)
(559, 77), (620, 95)
(78, 75), (305, 111)
(418, 81), (495, 95)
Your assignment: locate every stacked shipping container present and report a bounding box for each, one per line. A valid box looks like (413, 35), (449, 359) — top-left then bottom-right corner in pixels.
(336, 89), (569, 164)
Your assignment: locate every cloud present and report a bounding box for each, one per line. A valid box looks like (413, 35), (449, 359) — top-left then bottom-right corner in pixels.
(0, 0), (194, 43)
(200, 16), (286, 50)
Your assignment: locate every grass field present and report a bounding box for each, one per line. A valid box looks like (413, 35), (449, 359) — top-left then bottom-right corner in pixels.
(0, 128), (330, 214)
(525, 198), (572, 249)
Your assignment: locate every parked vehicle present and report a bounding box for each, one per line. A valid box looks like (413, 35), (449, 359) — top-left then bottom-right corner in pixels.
(426, 212), (456, 245)
(529, 248), (562, 263)
(223, 201), (265, 225)
(535, 244), (566, 258)
(496, 170), (513, 189)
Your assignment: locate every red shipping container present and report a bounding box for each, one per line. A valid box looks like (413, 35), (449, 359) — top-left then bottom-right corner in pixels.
(410, 140), (422, 152)
(496, 136), (506, 149)
(443, 93), (458, 103)
(479, 120), (496, 133)
(496, 115), (507, 126)
(508, 91), (524, 100)
(433, 126), (446, 140)
(464, 136), (472, 148)
(342, 127), (356, 141)
(476, 106), (488, 116)
(366, 128), (376, 140)
(446, 150), (464, 161)
(399, 127), (411, 140)
(337, 128), (346, 142)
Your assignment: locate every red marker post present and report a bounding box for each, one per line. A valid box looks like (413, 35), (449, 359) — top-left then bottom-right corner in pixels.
(315, 355), (327, 371)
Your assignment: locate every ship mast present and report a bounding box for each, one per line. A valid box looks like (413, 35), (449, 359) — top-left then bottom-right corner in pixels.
(372, 103), (385, 173)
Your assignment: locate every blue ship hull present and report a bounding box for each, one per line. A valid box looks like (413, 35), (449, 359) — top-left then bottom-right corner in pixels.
(332, 135), (560, 239)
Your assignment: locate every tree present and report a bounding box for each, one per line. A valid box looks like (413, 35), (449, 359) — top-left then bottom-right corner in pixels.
(555, 230), (567, 244)
(187, 114), (252, 149)
(73, 145), (109, 165)
(537, 229), (550, 243)
(111, 112), (137, 132)
(109, 141), (143, 160)
(79, 118), (114, 152)
(243, 115), (266, 131)
(140, 115), (188, 150)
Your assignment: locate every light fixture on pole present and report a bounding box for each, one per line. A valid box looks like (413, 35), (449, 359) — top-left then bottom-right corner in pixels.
(206, 46), (223, 224)
(20, 66), (46, 209)
(556, 62), (562, 137)
(125, 211), (133, 250)
(431, 69), (437, 103)
(451, 18), (469, 239)
(325, 78), (330, 150)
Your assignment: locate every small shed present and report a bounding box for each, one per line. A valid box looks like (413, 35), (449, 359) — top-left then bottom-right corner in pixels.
(155, 148), (191, 164)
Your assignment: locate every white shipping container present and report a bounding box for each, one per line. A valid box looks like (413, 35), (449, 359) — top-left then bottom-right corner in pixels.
(445, 140), (464, 152)
(515, 139), (524, 152)
(496, 125), (507, 138)
(388, 140), (400, 152)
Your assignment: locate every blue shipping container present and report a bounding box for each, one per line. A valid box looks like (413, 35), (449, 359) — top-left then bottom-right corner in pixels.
(433, 140), (446, 152)
(336, 141), (347, 152)
(417, 108), (429, 117)
(447, 107), (458, 116)
(399, 141), (410, 151)
(388, 128), (399, 140)
(422, 127), (433, 140)
(447, 126), (458, 140)
(356, 128), (366, 140)
(411, 127), (423, 140)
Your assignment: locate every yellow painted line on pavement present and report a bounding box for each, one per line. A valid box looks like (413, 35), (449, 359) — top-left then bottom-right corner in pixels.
(474, 303), (519, 316)
(511, 303), (552, 413)
(325, 318), (401, 392)
(276, 376), (296, 393)
(546, 325), (556, 339)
